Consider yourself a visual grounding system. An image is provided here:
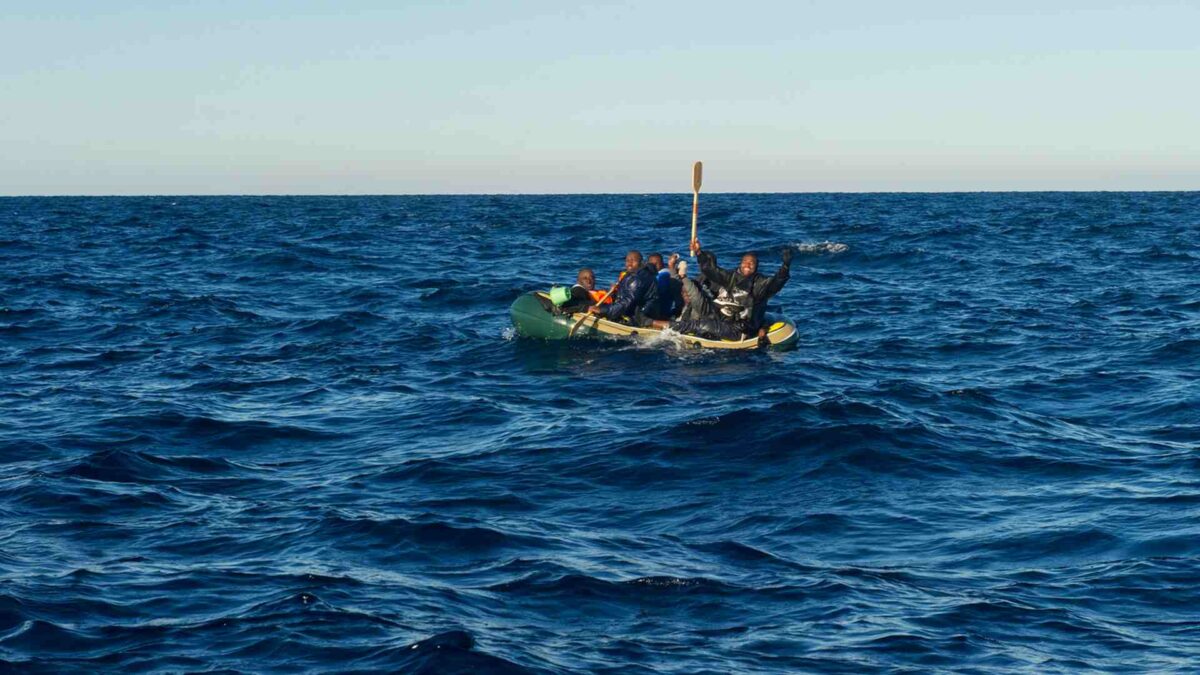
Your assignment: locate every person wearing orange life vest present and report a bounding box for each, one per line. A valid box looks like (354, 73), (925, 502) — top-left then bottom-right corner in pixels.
(562, 268), (612, 312)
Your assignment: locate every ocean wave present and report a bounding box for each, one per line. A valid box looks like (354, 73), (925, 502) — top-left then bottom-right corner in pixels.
(289, 310), (387, 336)
(686, 540), (799, 566)
(956, 526), (1123, 567)
(415, 493), (539, 512)
(1146, 337), (1200, 360)
(630, 399), (952, 466)
(365, 630), (540, 674)
(96, 413), (342, 450)
(488, 572), (739, 598)
(52, 447), (260, 485)
(241, 250), (329, 273)
(181, 375), (316, 393)
(0, 601), (542, 674)
(30, 348), (153, 372)
(314, 513), (550, 556)
(140, 294), (264, 322)
(5, 475), (181, 517)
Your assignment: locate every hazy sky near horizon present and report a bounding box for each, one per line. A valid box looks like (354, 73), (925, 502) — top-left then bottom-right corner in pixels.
(3, 1), (1198, 194)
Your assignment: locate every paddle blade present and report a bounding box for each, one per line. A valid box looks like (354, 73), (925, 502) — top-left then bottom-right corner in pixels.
(692, 161), (703, 192)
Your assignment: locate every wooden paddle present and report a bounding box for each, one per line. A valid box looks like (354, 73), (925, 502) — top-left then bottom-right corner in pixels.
(567, 282), (618, 337)
(690, 161), (703, 256)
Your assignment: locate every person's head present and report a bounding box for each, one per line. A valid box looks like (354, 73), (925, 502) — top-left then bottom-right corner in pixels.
(739, 252), (758, 277)
(577, 268), (595, 290)
(646, 253), (664, 272)
(624, 250), (643, 273)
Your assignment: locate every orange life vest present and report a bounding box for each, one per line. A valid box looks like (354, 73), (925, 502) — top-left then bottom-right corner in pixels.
(589, 289), (614, 305)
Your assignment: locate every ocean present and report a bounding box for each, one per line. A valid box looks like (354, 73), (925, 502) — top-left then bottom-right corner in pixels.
(1, 192), (1198, 672)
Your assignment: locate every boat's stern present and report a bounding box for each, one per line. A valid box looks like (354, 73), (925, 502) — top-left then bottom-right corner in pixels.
(762, 315), (800, 351)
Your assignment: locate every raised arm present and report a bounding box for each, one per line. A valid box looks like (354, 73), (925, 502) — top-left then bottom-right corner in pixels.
(696, 245), (735, 289)
(754, 247), (793, 301)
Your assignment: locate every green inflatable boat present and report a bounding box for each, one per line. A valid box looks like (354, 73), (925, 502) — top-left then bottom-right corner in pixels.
(509, 291), (799, 351)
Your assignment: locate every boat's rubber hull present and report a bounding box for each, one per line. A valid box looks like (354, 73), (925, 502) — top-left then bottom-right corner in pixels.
(509, 292), (799, 351)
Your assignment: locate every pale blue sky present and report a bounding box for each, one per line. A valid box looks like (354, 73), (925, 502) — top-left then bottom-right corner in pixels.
(2, 1), (1197, 194)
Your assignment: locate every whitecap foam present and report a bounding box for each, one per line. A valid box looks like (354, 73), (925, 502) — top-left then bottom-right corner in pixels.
(793, 241), (848, 254)
(638, 328), (688, 350)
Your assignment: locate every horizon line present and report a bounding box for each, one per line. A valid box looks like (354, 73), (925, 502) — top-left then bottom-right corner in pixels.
(2, 188), (1197, 198)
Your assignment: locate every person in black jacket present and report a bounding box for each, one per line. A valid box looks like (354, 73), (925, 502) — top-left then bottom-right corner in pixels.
(559, 268), (598, 312)
(588, 250), (658, 325)
(652, 241), (792, 341)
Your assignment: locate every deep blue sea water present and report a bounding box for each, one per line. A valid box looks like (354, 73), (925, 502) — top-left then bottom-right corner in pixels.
(1, 192), (1198, 673)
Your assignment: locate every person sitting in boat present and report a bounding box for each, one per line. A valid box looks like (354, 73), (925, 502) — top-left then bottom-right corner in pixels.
(669, 254), (703, 320)
(642, 252), (684, 320)
(651, 240), (792, 342)
(561, 268), (612, 311)
(587, 250), (658, 324)
(667, 253), (694, 317)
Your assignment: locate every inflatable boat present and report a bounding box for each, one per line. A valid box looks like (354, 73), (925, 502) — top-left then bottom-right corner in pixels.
(509, 291), (799, 351)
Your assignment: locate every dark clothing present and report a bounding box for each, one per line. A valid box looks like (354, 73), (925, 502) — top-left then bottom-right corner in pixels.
(560, 284), (593, 313)
(667, 276), (685, 318)
(672, 278), (745, 340)
(696, 249), (789, 333)
(643, 268), (684, 320)
(669, 249), (790, 339)
(604, 265), (658, 323)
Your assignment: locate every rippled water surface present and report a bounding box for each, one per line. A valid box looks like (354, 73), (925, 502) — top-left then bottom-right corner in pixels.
(2, 193), (1198, 672)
